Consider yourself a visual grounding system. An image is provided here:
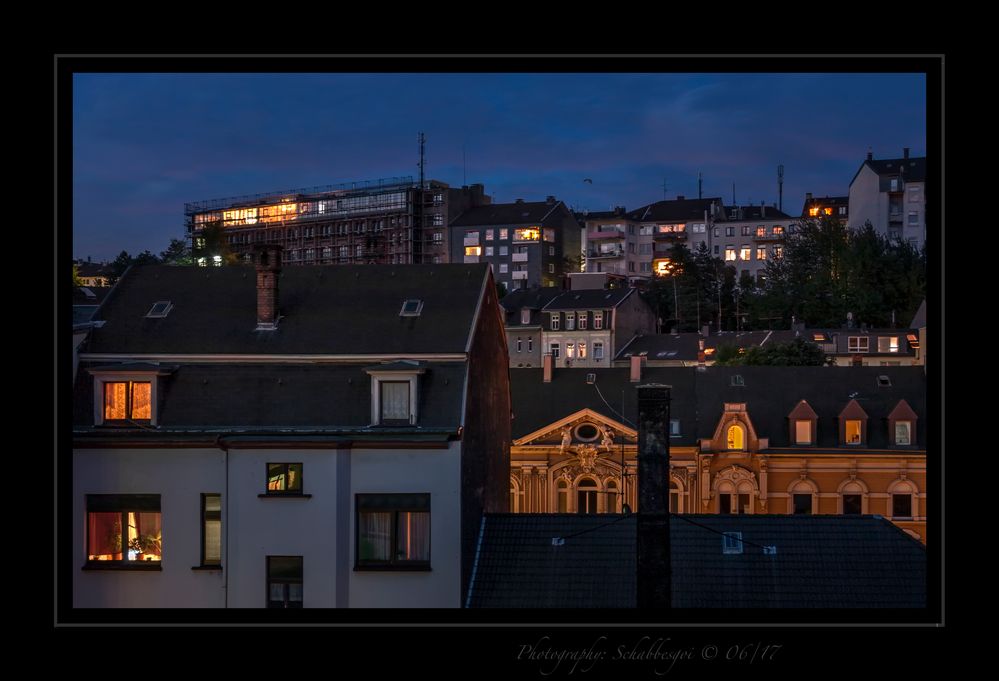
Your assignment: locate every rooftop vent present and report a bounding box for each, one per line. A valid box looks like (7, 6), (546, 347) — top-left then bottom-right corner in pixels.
(399, 299), (424, 317)
(876, 375), (892, 388)
(145, 301), (173, 318)
(731, 374), (745, 387)
(722, 532), (744, 555)
(585, 373), (596, 384)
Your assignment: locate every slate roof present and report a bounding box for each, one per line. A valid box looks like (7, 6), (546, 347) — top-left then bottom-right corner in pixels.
(500, 287), (564, 327)
(84, 264), (488, 355)
(509, 366), (926, 449)
(801, 196), (849, 217)
(466, 514), (926, 608)
(541, 288), (636, 311)
(627, 198), (720, 223)
(718, 205), (793, 221)
(910, 300), (926, 329)
(73, 362), (466, 430)
(451, 200), (566, 227)
(862, 157), (927, 184)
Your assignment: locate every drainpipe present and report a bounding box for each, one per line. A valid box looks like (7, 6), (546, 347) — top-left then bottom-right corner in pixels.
(217, 434), (230, 609)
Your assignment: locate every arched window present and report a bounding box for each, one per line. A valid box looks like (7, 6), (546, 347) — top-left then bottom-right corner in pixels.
(888, 479), (918, 520)
(577, 478), (598, 515)
(838, 479), (867, 515)
(556, 479), (569, 514)
(510, 478), (521, 513)
(606, 480), (619, 513)
(789, 480), (817, 515)
(726, 423), (745, 450)
(669, 482), (681, 513)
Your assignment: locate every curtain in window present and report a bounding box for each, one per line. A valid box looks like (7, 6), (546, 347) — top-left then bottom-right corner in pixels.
(131, 382), (152, 419)
(88, 512), (121, 560)
(381, 382), (410, 421)
(104, 383), (127, 420)
(398, 511), (430, 561)
(359, 512), (392, 561)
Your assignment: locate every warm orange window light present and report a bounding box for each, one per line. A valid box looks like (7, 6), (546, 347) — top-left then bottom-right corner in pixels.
(727, 424), (744, 450)
(845, 419), (862, 444)
(823, 207), (833, 215)
(514, 228), (540, 241)
(809, 207), (820, 217)
(464, 246), (482, 256)
(104, 382), (151, 421)
(795, 420), (812, 444)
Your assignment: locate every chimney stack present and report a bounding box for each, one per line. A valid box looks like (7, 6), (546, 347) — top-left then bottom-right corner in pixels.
(543, 352), (553, 383)
(701, 324), (710, 337)
(866, 149), (873, 161)
(697, 338), (706, 370)
(805, 192), (813, 201)
(676, 195), (685, 201)
(637, 383), (671, 610)
(629, 353), (645, 382)
(546, 195), (556, 205)
(254, 244), (283, 330)
(903, 147), (910, 159)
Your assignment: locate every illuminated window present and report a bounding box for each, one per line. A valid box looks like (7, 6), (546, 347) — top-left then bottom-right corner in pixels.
(514, 228), (540, 241)
(550, 313), (560, 330)
(878, 336), (900, 353)
(485, 229), (494, 241)
(772, 225), (784, 235)
(848, 337), (869, 353)
(356, 494), (431, 568)
(794, 420), (812, 445)
(267, 556), (303, 608)
(578, 342), (587, 359)
(86, 495), (162, 565)
(739, 245), (751, 261)
(566, 343), (575, 359)
(895, 421), (912, 446)
(464, 246), (482, 256)
(267, 463), (303, 494)
(845, 420), (862, 445)
(726, 424), (745, 450)
(756, 226), (766, 237)
(725, 247), (736, 262)
(756, 247), (767, 261)
(103, 382), (151, 422)
(566, 312), (576, 330)
(823, 207), (833, 215)
(499, 228), (508, 240)
(433, 232), (442, 242)
(201, 494), (222, 567)
(809, 207), (820, 217)
(772, 245), (783, 258)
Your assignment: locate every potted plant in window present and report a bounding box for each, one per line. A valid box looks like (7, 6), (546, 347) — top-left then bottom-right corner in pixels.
(128, 532), (162, 561)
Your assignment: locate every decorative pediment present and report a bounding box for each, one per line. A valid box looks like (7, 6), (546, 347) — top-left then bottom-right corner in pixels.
(838, 399), (868, 420)
(887, 399), (918, 421)
(787, 399), (818, 420)
(706, 403), (760, 452)
(513, 408), (637, 447)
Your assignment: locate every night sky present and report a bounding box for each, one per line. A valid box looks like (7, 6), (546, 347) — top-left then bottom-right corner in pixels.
(73, 72), (926, 262)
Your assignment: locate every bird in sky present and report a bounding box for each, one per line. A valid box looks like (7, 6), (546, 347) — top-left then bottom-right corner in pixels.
(583, 178), (593, 184)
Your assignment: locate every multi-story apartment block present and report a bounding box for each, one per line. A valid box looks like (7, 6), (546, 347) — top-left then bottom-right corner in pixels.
(450, 197), (581, 290)
(71, 251), (510, 608)
(499, 287), (564, 368)
(801, 193), (849, 223)
(184, 177), (490, 267)
(714, 204), (795, 284)
(848, 148), (927, 250)
(578, 207), (643, 281)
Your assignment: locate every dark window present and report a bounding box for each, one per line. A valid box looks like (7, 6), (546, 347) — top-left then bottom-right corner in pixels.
(738, 493), (750, 514)
(669, 484), (680, 513)
(719, 494), (732, 514)
(577, 479), (598, 514)
(267, 556), (303, 608)
(86, 495), (162, 565)
(267, 463), (303, 494)
(201, 494), (222, 566)
(843, 494), (862, 515)
(145, 301), (172, 318)
(356, 494), (431, 568)
(399, 299), (423, 317)
(793, 493), (812, 515)
(892, 493), (912, 518)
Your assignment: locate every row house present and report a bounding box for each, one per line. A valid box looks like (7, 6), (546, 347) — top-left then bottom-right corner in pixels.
(508, 364), (927, 543)
(713, 204), (795, 284)
(450, 197), (581, 291)
(71, 250), (510, 608)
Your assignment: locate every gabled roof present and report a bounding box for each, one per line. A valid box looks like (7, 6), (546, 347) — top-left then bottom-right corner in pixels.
(499, 287), (564, 326)
(718, 205), (793, 222)
(801, 195), (849, 217)
(466, 514), (926, 608)
(84, 264), (489, 356)
(541, 288), (636, 311)
(910, 300), (926, 329)
(850, 156), (927, 187)
(887, 399), (918, 421)
(787, 399), (818, 420)
(627, 198), (720, 223)
(450, 200), (567, 227)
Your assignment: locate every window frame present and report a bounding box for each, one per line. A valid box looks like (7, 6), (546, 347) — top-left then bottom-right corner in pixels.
(85, 494), (162, 569)
(200, 493), (222, 568)
(367, 370), (422, 426)
(266, 462), (304, 495)
(848, 336), (870, 353)
(90, 370), (164, 427)
(355, 493), (432, 570)
(267, 555), (304, 608)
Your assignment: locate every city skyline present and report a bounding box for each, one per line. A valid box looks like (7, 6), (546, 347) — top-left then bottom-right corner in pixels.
(73, 71), (926, 261)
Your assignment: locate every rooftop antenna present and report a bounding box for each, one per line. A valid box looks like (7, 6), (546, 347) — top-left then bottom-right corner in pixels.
(777, 164), (784, 212)
(662, 178), (668, 201)
(732, 182), (736, 205)
(698, 172), (703, 200)
(462, 143), (466, 186)
(418, 132), (426, 190)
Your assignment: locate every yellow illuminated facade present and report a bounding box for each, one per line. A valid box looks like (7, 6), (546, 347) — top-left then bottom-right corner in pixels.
(514, 227), (541, 242)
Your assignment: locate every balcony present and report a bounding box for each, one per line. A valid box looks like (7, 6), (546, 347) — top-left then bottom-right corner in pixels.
(512, 252), (529, 262)
(652, 228), (687, 240)
(587, 226), (625, 240)
(587, 245), (625, 259)
(512, 271), (529, 280)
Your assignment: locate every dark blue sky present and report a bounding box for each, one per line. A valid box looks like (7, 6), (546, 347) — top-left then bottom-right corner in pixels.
(73, 72), (925, 262)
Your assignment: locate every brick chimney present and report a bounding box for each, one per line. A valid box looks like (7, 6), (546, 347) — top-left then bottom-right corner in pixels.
(254, 244), (283, 330)
(543, 352), (553, 383)
(697, 338), (706, 370)
(637, 383), (671, 609)
(629, 353), (644, 382)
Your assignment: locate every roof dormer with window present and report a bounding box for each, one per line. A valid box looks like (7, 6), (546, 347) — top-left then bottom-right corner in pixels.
(887, 399), (918, 447)
(839, 399), (869, 446)
(701, 403), (766, 453)
(787, 400), (818, 446)
(88, 363), (175, 427)
(365, 361), (426, 426)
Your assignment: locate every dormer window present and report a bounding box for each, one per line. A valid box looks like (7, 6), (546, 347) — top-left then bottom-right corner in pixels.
(365, 362), (425, 426)
(888, 399), (918, 447)
(104, 381), (151, 422)
(845, 420), (862, 444)
(566, 312), (576, 330)
(839, 399), (869, 446)
(400, 300), (423, 317)
(550, 313), (560, 330)
(89, 364), (173, 427)
(794, 420), (812, 444)
(726, 424), (745, 450)
(520, 309), (531, 325)
(787, 400), (818, 446)
(145, 301), (172, 318)
(380, 382), (411, 424)
(895, 421), (912, 445)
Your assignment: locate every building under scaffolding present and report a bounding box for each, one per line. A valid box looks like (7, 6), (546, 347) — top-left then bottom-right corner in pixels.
(184, 177), (490, 266)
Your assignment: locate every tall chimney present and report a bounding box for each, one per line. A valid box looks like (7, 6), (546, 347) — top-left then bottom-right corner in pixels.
(903, 147), (910, 159)
(866, 149), (873, 161)
(255, 244), (283, 330)
(629, 353), (644, 382)
(637, 383), (671, 609)
(543, 352), (553, 383)
(805, 192), (813, 201)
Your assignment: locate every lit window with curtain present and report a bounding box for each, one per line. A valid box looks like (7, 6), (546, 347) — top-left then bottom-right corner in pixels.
(267, 556), (303, 608)
(86, 495), (162, 566)
(103, 381), (151, 421)
(201, 494), (222, 566)
(356, 494), (430, 569)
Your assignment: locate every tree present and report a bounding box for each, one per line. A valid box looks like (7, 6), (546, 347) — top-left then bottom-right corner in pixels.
(193, 220), (238, 265)
(72, 263), (83, 287)
(716, 337), (829, 366)
(160, 238), (193, 265)
(107, 250), (132, 286)
(132, 250), (160, 266)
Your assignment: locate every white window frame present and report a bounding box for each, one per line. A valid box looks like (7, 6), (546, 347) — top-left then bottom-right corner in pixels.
(550, 313), (560, 330)
(367, 370), (423, 426)
(894, 421), (912, 446)
(90, 370), (164, 427)
(593, 311), (604, 330)
(848, 336), (870, 353)
(593, 342), (604, 359)
(520, 309), (531, 325)
(565, 312), (576, 330)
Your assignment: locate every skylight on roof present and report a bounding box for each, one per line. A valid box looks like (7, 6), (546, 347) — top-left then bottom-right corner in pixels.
(722, 532), (744, 555)
(145, 301), (172, 318)
(399, 299), (424, 317)
(877, 375), (892, 388)
(731, 375), (745, 387)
